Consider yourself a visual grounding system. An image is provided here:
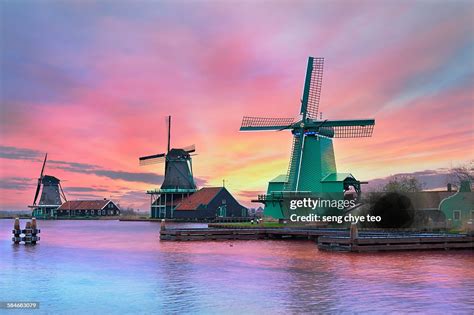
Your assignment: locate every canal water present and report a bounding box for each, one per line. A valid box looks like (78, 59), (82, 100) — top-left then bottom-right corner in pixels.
(0, 220), (473, 314)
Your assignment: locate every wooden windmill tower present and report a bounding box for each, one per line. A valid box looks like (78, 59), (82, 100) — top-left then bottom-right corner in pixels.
(139, 116), (197, 218)
(240, 57), (375, 218)
(29, 153), (67, 219)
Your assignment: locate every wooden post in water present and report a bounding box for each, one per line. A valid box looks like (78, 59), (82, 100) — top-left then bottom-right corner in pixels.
(350, 223), (358, 241)
(160, 219), (166, 231)
(24, 221), (32, 244)
(348, 223), (359, 252)
(12, 218), (40, 245)
(13, 218), (21, 244)
(31, 218), (38, 245)
(14, 218), (20, 230)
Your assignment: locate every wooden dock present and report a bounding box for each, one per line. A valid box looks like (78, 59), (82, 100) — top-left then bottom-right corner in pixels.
(160, 225), (473, 252)
(318, 233), (474, 252)
(160, 227), (347, 241)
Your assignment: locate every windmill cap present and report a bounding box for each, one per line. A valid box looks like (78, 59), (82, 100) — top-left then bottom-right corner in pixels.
(41, 175), (60, 183)
(167, 148), (190, 158)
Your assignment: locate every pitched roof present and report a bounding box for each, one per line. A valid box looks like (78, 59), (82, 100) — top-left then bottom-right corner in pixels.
(175, 187), (223, 211)
(412, 191), (456, 209)
(58, 199), (113, 211)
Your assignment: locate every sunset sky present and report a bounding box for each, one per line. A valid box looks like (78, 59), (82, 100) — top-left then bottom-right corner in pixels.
(1, 1), (473, 210)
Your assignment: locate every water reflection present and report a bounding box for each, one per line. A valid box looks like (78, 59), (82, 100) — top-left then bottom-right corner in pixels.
(0, 219), (473, 314)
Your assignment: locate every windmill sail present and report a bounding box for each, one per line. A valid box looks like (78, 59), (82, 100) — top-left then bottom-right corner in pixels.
(318, 119), (375, 138)
(139, 153), (166, 165)
(165, 115), (171, 153)
(33, 180), (42, 206)
(33, 153), (48, 205)
(240, 116), (295, 131)
(179, 144), (196, 153)
(300, 57), (324, 120)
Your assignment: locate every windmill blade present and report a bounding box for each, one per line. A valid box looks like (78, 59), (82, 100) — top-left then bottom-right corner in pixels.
(33, 153), (47, 205)
(318, 119), (375, 138)
(139, 156), (166, 165)
(165, 115), (171, 153)
(240, 116), (295, 131)
(300, 57), (324, 120)
(33, 179), (41, 205)
(40, 153), (48, 178)
(59, 182), (68, 202)
(179, 144), (196, 153)
(139, 153), (166, 166)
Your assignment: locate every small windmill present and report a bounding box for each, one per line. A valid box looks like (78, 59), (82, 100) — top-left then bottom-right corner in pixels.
(139, 116), (197, 218)
(240, 57), (375, 218)
(29, 153), (67, 218)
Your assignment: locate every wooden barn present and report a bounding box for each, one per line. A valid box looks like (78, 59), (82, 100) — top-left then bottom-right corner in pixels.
(173, 187), (247, 220)
(57, 199), (120, 217)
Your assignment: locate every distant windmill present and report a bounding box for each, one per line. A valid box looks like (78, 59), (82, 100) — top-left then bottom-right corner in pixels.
(29, 153), (67, 218)
(240, 57), (375, 218)
(139, 116), (197, 218)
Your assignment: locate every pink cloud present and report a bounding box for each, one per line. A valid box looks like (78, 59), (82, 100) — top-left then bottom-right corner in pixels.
(1, 2), (472, 209)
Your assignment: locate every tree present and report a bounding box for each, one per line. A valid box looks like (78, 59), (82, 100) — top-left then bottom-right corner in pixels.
(382, 175), (424, 193)
(447, 161), (474, 186)
(120, 207), (139, 216)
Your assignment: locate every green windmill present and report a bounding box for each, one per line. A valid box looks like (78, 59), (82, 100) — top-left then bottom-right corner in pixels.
(240, 57), (375, 218)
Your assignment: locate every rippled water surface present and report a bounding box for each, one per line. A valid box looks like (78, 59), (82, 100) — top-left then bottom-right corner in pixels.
(1, 220), (473, 314)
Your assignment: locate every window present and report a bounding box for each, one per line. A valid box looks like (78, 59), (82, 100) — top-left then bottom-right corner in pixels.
(453, 210), (461, 221)
(91, 210), (95, 215)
